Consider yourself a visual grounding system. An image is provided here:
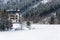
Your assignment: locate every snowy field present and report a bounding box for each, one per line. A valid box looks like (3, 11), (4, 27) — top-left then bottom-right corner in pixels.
(0, 24), (60, 40)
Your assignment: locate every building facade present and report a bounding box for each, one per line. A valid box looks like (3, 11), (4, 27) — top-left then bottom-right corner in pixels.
(7, 10), (21, 23)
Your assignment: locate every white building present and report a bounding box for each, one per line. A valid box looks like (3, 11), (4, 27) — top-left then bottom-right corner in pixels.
(7, 9), (21, 23)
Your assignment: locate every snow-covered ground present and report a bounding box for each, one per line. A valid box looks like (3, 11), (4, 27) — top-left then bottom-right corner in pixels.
(31, 2), (41, 8)
(30, 0), (51, 9)
(0, 24), (60, 40)
(41, 0), (51, 4)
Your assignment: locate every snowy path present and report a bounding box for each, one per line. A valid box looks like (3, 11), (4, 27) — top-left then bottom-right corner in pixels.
(0, 24), (60, 40)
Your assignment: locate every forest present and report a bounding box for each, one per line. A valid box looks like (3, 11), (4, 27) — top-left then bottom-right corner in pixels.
(22, 0), (60, 24)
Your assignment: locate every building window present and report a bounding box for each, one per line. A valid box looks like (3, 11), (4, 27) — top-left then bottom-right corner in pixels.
(16, 15), (17, 19)
(10, 17), (14, 19)
(10, 15), (15, 19)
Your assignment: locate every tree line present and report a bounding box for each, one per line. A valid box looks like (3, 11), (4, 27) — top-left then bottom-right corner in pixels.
(0, 9), (12, 31)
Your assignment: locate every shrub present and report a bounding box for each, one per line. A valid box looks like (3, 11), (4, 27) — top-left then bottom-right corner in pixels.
(26, 21), (31, 26)
(26, 21), (31, 30)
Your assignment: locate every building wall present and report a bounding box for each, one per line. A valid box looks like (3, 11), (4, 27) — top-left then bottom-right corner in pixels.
(8, 13), (20, 23)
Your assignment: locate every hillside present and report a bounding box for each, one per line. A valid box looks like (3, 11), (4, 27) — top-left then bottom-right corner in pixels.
(22, 0), (60, 24)
(0, 0), (42, 9)
(0, 0), (60, 24)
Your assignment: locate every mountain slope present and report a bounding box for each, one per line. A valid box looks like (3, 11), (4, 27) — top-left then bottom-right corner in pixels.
(22, 0), (60, 21)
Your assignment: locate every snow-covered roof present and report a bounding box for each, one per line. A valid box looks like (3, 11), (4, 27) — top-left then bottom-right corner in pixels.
(6, 9), (20, 14)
